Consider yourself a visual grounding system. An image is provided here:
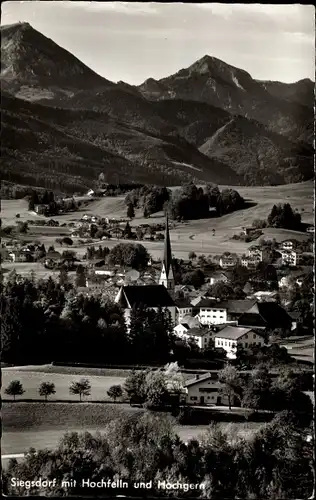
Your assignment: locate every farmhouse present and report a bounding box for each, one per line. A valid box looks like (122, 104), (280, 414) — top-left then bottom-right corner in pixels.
(174, 323), (212, 349)
(220, 299), (256, 322)
(219, 255), (238, 269)
(214, 326), (264, 359)
(238, 302), (292, 331)
(195, 298), (227, 325)
(175, 298), (193, 323)
(184, 373), (230, 406)
(207, 271), (230, 286)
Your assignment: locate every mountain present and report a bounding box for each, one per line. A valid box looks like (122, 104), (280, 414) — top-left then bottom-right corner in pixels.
(257, 78), (314, 108)
(138, 55), (314, 144)
(199, 115), (314, 185)
(1, 23), (314, 193)
(1, 22), (114, 97)
(1, 93), (241, 192)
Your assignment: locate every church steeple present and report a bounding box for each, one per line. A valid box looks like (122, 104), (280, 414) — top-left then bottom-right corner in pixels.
(159, 215), (175, 292)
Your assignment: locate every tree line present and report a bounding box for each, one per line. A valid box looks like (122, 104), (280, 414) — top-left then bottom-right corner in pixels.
(3, 410), (313, 498)
(124, 182), (244, 220)
(0, 274), (176, 366)
(167, 183), (244, 220)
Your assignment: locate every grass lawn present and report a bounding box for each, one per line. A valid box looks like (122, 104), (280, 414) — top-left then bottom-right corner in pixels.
(2, 369), (126, 402)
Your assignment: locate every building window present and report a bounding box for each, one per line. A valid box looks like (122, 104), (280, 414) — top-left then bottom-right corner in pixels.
(245, 342), (248, 348)
(253, 334), (256, 339)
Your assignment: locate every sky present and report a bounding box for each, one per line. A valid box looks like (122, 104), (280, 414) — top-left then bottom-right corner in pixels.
(1, 1), (315, 84)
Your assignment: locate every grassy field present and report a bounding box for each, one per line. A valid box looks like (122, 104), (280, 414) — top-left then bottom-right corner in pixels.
(2, 368), (126, 402)
(1, 401), (263, 456)
(2, 181), (313, 267)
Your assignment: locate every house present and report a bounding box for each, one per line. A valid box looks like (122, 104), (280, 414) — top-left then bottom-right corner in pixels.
(281, 249), (302, 267)
(238, 302), (292, 332)
(221, 299), (256, 322)
(281, 239), (297, 251)
(208, 271), (230, 286)
(219, 255), (238, 269)
(115, 284), (176, 330)
(175, 299), (193, 323)
(214, 326), (264, 359)
(195, 298), (228, 325)
(241, 256), (259, 269)
(184, 373), (230, 406)
(247, 245), (267, 262)
(174, 325), (212, 349)
(34, 204), (50, 215)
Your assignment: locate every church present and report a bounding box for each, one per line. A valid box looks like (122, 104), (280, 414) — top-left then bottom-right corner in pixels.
(115, 216), (176, 328)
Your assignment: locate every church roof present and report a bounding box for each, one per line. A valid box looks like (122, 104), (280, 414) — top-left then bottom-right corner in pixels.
(117, 285), (175, 309)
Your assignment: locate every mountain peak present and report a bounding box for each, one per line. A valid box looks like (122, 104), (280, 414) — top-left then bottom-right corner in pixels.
(1, 21), (113, 93)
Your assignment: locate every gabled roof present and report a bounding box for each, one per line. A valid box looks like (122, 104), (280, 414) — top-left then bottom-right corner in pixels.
(175, 299), (192, 308)
(214, 325), (253, 340)
(187, 328), (210, 338)
(185, 373), (219, 387)
(220, 299), (256, 314)
(238, 302), (292, 328)
(117, 285), (175, 308)
(175, 323), (190, 330)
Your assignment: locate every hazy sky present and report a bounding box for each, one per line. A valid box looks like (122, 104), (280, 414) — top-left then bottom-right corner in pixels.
(2, 1), (315, 84)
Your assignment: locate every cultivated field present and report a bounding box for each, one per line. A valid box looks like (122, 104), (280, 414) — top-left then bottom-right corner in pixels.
(1, 181), (313, 264)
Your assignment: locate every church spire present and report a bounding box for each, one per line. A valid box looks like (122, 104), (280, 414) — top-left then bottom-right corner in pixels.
(159, 215), (175, 292)
(163, 214), (172, 276)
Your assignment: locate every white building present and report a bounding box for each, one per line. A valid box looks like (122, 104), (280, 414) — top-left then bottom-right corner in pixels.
(281, 250), (302, 267)
(214, 325), (264, 359)
(195, 298), (228, 325)
(208, 272), (230, 286)
(281, 240), (297, 251)
(175, 299), (193, 323)
(241, 256), (259, 269)
(174, 325), (212, 349)
(184, 373), (230, 406)
(219, 255), (238, 269)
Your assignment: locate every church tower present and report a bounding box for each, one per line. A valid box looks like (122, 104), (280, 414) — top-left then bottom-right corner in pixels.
(159, 215), (175, 293)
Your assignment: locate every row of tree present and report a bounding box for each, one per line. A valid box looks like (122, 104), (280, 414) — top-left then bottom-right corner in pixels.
(4, 378), (123, 403)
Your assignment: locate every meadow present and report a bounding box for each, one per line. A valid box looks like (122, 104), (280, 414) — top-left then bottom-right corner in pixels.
(1, 181), (313, 264)
(2, 401), (263, 456)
